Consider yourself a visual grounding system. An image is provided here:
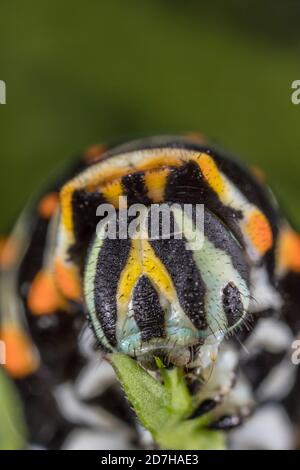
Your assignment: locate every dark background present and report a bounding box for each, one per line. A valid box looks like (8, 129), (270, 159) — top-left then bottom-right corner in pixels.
(0, 0), (300, 230)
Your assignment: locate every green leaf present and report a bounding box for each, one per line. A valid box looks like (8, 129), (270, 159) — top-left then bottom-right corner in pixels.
(158, 364), (193, 421)
(156, 418), (225, 450)
(0, 369), (26, 450)
(110, 353), (171, 435)
(110, 353), (225, 450)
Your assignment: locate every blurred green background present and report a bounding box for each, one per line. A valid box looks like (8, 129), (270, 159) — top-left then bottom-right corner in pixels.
(0, 0), (300, 448)
(0, 0), (300, 231)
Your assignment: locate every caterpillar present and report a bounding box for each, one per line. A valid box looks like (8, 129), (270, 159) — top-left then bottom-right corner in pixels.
(1, 135), (300, 449)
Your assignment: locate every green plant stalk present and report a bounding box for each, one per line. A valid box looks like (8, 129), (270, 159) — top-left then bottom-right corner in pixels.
(110, 353), (225, 450)
(0, 369), (26, 450)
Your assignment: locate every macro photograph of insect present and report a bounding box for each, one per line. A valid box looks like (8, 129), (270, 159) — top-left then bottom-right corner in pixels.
(1, 0), (300, 458)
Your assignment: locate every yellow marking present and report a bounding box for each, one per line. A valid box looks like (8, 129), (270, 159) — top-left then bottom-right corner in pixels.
(85, 167), (133, 192)
(142, 240), (176, 301)
(244, 209), (273, 255)
(277, 227), (300, 274)
(101, 180), (123, 206)
(116, 239), (176, 327)
(195, 153), (226, 197)
(144, 168), (169, 203)
(117, 239), (143, 309)
(60, 183), (77, 233)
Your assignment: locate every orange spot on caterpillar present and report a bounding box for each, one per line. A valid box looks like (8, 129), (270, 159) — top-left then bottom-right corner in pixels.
(28, 270), (65, 315)
(251, 166), (266, 184)
(0, 237), (19, 269)
(277, 228), (300, 274)
(54, 260), (82, 301)
(244, 209), (273, 255)
(0, 326), (39, 378)
(84, 144), (107, 164)
(38, 192), (59, 219)
(184, 132), (207, 144)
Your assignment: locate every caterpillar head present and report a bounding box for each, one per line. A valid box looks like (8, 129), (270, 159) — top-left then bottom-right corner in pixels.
(84, 203), (250, 369)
